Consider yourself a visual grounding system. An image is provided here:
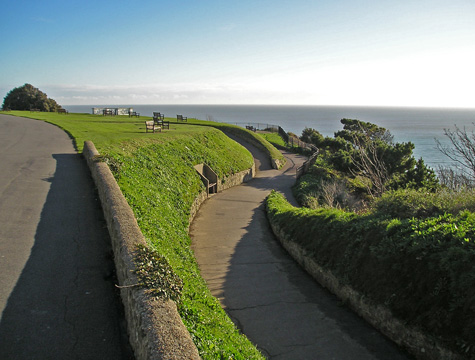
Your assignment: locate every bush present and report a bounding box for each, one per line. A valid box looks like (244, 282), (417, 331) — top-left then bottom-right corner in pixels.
(372, 188), (475, 219)
(2, 84), (62, 112)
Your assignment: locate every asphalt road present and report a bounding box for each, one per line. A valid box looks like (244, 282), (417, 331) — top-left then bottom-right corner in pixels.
(0, 115), (133, 359)
(190, 138), (411, 360)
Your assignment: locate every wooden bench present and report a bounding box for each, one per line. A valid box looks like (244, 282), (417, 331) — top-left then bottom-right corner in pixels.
(177, 114), (187, 122)
(153, 112), (170, 129)
(30, 108), (41, 112)
(145, 120), (161, 133)
(246, 125), (256, 132)
(129, 110), (140, 117)
(57, 108), (68, 114)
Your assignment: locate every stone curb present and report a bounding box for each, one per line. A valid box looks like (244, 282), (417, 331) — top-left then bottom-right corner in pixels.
(266, 215), (462, 360)
(83, 141), (200, 360)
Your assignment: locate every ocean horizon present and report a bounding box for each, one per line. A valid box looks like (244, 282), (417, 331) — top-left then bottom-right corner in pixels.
(65, 104), (475, 170)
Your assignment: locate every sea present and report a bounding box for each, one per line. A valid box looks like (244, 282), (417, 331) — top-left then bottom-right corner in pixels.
(65, 104), (475, 170)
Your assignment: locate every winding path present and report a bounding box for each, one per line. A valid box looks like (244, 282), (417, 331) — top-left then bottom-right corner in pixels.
(190, 137), (410, 359)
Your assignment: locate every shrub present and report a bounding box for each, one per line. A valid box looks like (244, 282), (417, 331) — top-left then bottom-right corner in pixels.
(372, 188), (475, 219)
(2, 83), (62, 112)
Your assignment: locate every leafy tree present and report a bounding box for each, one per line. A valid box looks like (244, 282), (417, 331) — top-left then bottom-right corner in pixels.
(2, 83), (62, 112)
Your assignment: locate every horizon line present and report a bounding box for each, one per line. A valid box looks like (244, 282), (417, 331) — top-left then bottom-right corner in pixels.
(62, 103), (475, 110)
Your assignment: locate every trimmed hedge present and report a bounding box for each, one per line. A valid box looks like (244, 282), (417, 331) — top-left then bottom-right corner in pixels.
(266, 190), (475, 358)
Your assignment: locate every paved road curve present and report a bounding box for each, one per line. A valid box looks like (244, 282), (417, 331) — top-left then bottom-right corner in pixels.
(190, 138), (411, 360)
(0, 115), (133, 359)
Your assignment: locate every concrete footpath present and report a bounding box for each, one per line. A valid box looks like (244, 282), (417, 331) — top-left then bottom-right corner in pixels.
(0, 115), (133, 359)
(190, 138), (411, 359)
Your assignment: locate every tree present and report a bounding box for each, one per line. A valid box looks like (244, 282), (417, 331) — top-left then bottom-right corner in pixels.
(300, 127), (325, 147)
(322, 119), (437, 196)
(2, 84), (62, 112)
(436, 124), (475, 186)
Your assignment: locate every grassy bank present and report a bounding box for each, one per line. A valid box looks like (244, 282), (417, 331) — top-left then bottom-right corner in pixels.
(186, 118), (286, 168)
(266, 190), (475, 358)
(4, 111), (265, 359)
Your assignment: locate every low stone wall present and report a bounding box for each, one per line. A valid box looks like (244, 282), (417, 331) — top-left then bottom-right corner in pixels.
(267, 218), (462, 360)
(83, 141), (200, 360)
(189, 162), (256, 226)
(271, 158), (285, 170)
(219, 163), (255, 191)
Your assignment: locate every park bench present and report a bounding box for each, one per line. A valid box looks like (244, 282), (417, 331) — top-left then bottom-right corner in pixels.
(246, 125), (256, 132)
(153, 112), (170, 129)
(177, 114), (187, 122)
(103, 109), (114, 116)
(129, 110), (140, 117)
(57, 108), (68, 114)
(145, 120), (161, 133)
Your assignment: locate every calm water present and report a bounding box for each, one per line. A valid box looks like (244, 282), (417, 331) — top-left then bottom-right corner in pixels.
(65, 104), (475, 169)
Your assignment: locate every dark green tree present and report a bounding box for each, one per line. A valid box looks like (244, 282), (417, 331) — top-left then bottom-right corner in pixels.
(300, 127), (325, 147)
(2, 83), (62, 112)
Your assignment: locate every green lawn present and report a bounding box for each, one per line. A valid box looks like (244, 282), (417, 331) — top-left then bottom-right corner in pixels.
(256, 131), (288, 148)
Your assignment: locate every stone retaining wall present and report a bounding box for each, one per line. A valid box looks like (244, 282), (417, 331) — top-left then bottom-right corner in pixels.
(83, 141), (200, 360)
(267, 217), (462, 360)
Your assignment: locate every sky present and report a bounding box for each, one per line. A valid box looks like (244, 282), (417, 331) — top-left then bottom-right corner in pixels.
(1, 0), (474, 107)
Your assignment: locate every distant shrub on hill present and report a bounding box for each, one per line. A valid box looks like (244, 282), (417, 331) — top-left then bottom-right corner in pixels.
(2, 83), (62, 112)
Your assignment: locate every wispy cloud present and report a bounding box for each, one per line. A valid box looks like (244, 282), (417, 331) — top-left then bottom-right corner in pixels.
(46, 82), (296, 105)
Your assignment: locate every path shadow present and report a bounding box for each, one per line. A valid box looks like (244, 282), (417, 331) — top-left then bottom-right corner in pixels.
(0, 154), (133, 360)
(222, 205), (411, 359)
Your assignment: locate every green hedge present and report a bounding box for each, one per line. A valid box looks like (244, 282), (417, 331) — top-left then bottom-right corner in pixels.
(266, 190), (475, 357)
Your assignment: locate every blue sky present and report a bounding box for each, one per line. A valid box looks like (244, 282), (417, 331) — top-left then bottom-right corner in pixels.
(1, 0), (474, 107)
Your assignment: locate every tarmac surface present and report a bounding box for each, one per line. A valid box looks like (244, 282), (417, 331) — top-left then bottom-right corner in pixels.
(0, 115), (133, 359)
(190, 137), (411, 359)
